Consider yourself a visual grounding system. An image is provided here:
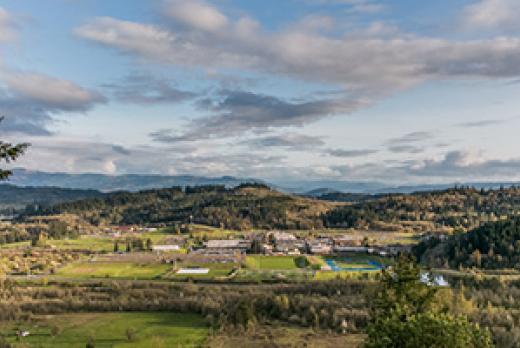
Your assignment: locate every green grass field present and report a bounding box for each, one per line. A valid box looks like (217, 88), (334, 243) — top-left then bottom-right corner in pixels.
(55, 261), (171, 279)
(0, 312), (208, 347)
(48, 236), (115, 252)
(245, 255), (298, 270)
(208, 323), (365, 347)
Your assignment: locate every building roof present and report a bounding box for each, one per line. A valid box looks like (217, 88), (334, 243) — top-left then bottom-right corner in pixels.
(205, 239), (251, 248)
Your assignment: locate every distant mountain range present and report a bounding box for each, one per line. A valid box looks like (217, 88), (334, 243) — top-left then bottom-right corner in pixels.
(7, 169), (261, 192)
(4, 168), (520, 200)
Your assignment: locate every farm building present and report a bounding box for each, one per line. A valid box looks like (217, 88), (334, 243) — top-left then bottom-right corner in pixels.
(194, 239), (252, 255)
(152, 245), (180, 252)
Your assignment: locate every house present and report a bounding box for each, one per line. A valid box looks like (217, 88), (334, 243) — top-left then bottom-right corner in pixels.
(333, 235), (365, 252)
(272, 232), (306, 254)
(381, 244), (413, 256)
(306, 238), (333, 254)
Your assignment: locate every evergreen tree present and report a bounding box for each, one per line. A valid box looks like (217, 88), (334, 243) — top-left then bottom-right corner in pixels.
(0, 117), (29, 180)
(364, 255), (493, 348)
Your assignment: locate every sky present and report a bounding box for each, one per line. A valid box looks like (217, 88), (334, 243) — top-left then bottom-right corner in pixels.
(2, 0), (520, 185)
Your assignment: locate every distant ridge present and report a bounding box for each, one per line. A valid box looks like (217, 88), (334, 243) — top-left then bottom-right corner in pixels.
(0, 184), (104, 210)
(8, 169), (262, 192)
(6, 168), (520, 195)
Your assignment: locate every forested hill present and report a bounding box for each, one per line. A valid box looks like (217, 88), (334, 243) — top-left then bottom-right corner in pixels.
(416, 216), (520, 269)
(323, 186), (520, 233)
(40, 184), (334, 230)
(0, 184), (104, 211)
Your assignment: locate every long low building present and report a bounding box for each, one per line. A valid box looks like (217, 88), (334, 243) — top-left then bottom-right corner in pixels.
(202, 239), (252, 253)
(152, 245), (180, 252)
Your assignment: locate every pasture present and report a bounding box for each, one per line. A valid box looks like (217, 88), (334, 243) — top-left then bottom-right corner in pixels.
(55, 261), (170, 279)
(0, 312), (208, 347)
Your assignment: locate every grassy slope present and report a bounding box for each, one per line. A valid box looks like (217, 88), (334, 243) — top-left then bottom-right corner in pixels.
(208, 324), (365, 348)
(1, 312), (208, 348)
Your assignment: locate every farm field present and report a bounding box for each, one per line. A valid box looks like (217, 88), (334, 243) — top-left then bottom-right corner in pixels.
(208, 324), (365, 347)
(0, 312), (209, 348)
(55, 261), (171, 279)
(47, 236), (115, 252)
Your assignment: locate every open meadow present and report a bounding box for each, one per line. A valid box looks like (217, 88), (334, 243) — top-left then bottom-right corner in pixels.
(0, 312), (209, 348)
(55, 261), (171, 280)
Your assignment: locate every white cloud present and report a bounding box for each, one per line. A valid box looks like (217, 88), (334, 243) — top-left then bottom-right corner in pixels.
(75, 17), (175, 61)
(76, 13), (520, 94)
(306, 0), (386, 14)
(0, 69), (106, 135)
(164, 0), (228, 32)
(0, 7), (16, 42)
(463, 0), (520, 31)
(2, 71), (105, 111)
(73, 8), (520, 141)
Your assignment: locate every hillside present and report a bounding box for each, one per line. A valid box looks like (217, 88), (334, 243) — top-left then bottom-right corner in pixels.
(323, 187), (520, 233)
(0, 184), (104, 211)
(416, 216), (520, 269)
(40, 184), (334, 230)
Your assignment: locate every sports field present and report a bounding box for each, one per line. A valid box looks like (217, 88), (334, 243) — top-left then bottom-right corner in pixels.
(244, 255), (299, 270)
(0, 312), (209, 347)
(324, 256), (383, 272)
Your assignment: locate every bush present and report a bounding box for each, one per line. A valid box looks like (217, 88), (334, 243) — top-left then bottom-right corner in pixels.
(294, 256), (310, 268)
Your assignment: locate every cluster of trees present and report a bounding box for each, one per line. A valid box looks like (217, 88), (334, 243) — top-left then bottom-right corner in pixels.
(0, 278), (371, 333)
(113, 237), (153, 252)
(38, 185), (332, 230)
(324, 187), (520, 233)
(0, 184), (103, 211)
(0, 260), (507, 346)
(364, 255), (492, 347)
(0, 227), (29, 245)
(416, 216), (520, 269)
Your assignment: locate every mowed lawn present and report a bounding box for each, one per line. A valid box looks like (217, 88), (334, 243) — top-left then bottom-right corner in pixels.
(0, 312), (209, 348)
(55, 261), (171, 279)
(245, 255), (298, 270)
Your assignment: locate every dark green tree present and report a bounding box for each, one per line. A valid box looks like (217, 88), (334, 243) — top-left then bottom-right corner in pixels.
(364, 255), (493, 348)
(0, 117), (29, 180)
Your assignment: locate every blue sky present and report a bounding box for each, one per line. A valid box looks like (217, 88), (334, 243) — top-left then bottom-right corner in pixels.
(2, 0), (520, 184)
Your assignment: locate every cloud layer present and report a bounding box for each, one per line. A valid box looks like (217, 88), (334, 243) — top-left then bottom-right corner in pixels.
(74, 1), (520, 141)
(0, 70), (106, 135)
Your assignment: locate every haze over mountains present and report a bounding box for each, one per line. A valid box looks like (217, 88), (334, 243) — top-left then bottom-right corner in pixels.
(6, 169), (260, 192)
(6, 169), (520, 196)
